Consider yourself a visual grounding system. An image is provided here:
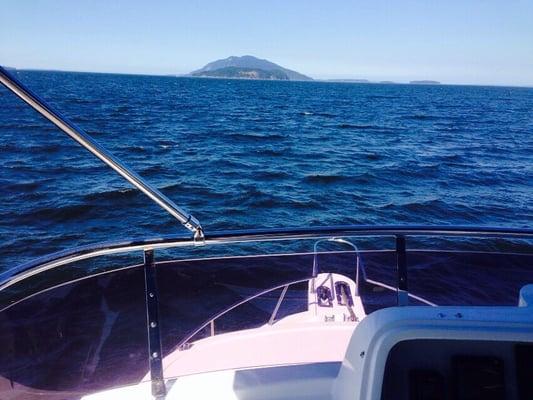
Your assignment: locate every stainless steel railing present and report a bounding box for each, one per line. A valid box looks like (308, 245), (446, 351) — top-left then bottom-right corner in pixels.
(0, 66), (203, 239)
(178, 277), (311, 348)
(177, 270), (441, 350)
(177, 272), (438, 350)
(312, 238), (363, 295)
(1, 225), (531, 293)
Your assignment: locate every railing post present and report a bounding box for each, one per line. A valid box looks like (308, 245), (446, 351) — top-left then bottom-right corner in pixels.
(268, 284), (290, 325)
(354, 254), (360, 296)
(144, 249), (166, 398)
(395, 235), (408, 306)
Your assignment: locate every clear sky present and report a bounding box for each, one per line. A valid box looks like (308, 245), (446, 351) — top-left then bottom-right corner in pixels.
(2, 0), (533, 86)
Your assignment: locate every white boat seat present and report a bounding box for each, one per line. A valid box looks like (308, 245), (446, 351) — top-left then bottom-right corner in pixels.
(333, 284), (533, 400)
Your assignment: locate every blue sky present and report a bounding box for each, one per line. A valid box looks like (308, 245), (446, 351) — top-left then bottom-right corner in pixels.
(2, 0), (532, 86)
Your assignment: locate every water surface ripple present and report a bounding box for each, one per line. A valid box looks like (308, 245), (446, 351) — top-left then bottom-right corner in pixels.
(0, 71), (532, 268)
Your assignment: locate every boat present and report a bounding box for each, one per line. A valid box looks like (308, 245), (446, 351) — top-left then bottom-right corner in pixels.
(0, 66), (531, 400)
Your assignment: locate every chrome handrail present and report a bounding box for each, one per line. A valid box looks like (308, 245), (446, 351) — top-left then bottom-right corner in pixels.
(178, 277), (311, 348)
(180, 255), (441, 348)
(365, 278), (438, 307)
(0, 66), (203, 239)
(1, 225), (531, 292)
(312, 238), (363, 295)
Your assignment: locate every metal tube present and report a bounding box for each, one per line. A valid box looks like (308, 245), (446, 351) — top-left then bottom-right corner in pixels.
(396, 235), (408, 306)
(313, 238), (362, 295)
(269, 284), (290, 325)
(179, 277), (311, 348)
(1, 225), (531, 294)
(0, 66), (203, 238)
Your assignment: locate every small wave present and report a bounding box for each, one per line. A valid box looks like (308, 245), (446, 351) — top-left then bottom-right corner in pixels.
(364, 152), (381, 161)
(303, 174), (348, 184)
(336, 123), (403, 132)
(233, 185), (286, 208)
(4, 181), (41, 192)
(0, 143), (18, 152)
(83, 182), (224, 203)
(0, 122), (48, 131)
(129, 145), (147, 153)
(303, 172), (376, 185)
(254, 148), (287, 157)
(83, 188), (138, 202)
(299, 111), (336, 118)
(141, 165), (167, 175)
(70, 116), (92, 123)
(417, 163), (441, 170)
(16, 191), (47, 201)
(160, 182), (187, 192)
(289, 199), (322, 209)
(164, 183), (228, 200)
(366, 95), (400, 99)
(438, 154), (465, 163)
(66, 97), (95, 105)
(113, 105), (131, 113)
(239, 191), (282, 208)
(226, 132), (285, 141)
(20, 203), (95, 223)
(247, 198), (281, 208)
(377, 198), (469, 219)
(352, 172), (376, 184)
(402, 114), (440, 121)
(434, 125), (463, 132)
(157, 139), (178, 150)
(256, 170), (291, 180)
(213, 158), (256, 170)
(338, 123), (375, 130)
(26, 144), (63, 154)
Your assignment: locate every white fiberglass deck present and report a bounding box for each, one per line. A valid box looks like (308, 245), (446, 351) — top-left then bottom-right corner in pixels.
(86, 272), (365, 399)
(85, 285), (533, 400)
(164, 273), (365, 377)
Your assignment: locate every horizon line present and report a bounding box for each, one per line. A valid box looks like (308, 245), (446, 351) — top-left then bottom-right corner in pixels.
(3, 65), (533, 89)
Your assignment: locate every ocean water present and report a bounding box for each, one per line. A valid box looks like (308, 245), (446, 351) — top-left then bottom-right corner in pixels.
(0, 70), (532, 270)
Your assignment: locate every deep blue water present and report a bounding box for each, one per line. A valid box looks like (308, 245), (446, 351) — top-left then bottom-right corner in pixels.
(0, 71), (532, 270)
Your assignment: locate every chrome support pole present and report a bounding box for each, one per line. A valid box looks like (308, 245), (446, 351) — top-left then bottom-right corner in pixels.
(0, 66), (203, 239)
(396, 235), (409, 306)
(143, 249), (166, 399)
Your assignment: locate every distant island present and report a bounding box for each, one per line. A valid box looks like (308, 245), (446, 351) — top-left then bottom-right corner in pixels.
(190, 55), (312, 81)
(186, 57), (443, 84)
(409, 80), (441, 85)
(326, 79), (370, 83)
